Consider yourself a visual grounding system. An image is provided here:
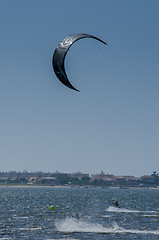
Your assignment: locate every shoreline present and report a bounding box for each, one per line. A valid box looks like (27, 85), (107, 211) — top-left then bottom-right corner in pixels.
(0, 184), (158, 190)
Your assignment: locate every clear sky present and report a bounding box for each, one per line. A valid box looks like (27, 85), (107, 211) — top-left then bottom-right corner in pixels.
(0, 0), (159, 176)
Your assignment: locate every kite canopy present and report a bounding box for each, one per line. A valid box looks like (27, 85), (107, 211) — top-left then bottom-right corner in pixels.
(52, 33), (107, 91)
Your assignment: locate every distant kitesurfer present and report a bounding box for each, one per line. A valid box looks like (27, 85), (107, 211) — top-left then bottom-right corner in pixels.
(114, 201), (119, 207)
(75, 213), (79, 220)
(69, 213), (79, 220)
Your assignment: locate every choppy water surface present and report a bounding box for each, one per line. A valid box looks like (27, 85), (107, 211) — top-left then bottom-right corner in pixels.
(0, 187), (159, 239)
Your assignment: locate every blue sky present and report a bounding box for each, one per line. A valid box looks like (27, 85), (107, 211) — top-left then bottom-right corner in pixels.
(0, 0), (159, 176)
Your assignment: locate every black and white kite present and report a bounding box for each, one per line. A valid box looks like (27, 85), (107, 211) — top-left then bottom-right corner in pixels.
(53, 33), (107, 91)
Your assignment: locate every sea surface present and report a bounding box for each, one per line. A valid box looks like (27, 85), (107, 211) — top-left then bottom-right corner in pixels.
(0, 186), (159, 240)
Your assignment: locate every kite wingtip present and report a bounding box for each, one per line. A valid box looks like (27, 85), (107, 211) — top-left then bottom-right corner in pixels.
(72, 86), (80, 92)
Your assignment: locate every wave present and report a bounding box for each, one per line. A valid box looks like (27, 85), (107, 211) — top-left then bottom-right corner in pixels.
(142, 214), (159, 218)
(45, 239), (80, 240)
(13, 216), (29, 219)
(0, 238), (12, 240)
(107, 206), (159, 217)
(46, 239), (80, 240)
(107, 206), (140, 213)
(18, 227), (42, 231)
(101, 215), (111, 218)
(55, 217), (159, 235)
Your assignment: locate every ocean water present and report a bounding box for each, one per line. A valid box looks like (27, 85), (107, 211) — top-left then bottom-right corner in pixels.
(0, 187), (159, 240)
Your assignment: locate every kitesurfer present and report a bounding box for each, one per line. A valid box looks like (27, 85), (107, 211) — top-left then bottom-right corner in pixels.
(70, 213), (79, 220)
(75, 213), (79, 220)
(114, 201), (119, 207)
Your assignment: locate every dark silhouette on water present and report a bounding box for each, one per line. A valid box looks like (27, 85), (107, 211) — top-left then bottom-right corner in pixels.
(114, 201), (119, 207)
